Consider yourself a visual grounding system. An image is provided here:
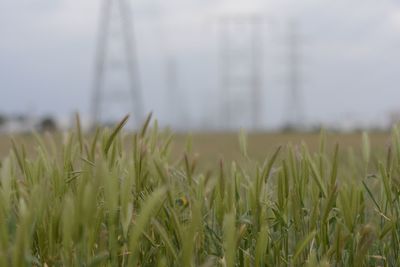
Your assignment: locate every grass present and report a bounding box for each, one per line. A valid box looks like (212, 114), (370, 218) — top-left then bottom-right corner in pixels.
(0, 115), (399, 266)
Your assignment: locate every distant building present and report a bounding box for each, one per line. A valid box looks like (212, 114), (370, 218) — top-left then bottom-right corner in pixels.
(0, 115), (37, 134)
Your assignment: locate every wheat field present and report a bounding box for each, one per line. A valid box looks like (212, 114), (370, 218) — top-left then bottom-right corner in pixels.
(0, 115), (398, 266)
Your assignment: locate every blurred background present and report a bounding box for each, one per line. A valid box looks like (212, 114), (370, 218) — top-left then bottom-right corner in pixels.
(1, 0), (400, 133)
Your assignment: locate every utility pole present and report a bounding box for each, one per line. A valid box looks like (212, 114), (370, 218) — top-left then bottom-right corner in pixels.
(91, 0), (144, 128)
(219, 15), (264, 130)
(285, 20), (304, 129)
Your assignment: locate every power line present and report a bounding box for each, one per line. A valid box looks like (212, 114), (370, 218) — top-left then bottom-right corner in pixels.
(91, 0), (144, 128)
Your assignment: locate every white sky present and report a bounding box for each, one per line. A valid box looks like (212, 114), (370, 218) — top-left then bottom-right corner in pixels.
(1, 0), (400, 129)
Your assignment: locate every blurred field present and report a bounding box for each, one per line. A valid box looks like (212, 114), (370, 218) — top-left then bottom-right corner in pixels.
(0, 131), (391, 164)
(176, 131), (389, 157)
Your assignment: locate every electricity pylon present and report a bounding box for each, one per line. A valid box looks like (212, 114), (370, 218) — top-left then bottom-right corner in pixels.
(285, 20), (304, 130)
(219, 15), (264, 130)
(91, 0), (144, 128)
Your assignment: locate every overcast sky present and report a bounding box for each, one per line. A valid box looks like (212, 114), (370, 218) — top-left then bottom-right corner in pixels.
(1, 0), (400, 129)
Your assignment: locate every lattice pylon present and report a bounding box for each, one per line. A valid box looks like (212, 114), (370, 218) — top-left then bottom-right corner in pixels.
(91, 0), (144, 128)
(219, 15), (264, 130)
(285, 20), (304, 129)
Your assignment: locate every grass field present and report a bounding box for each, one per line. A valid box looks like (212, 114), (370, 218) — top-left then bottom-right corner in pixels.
(0, 115), (399, 266)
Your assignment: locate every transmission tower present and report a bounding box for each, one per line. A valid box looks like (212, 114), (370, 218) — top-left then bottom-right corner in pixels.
(285, 21), (304, 129)
(165, 54), (182, 127)
(156, 16), (185, 130)
(219, 15), (264, 130)
(91, 0), (144, 128)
